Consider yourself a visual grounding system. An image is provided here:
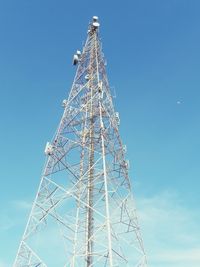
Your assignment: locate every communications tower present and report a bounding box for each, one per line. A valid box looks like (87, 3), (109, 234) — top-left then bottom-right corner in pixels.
(13, 16), (147, 267)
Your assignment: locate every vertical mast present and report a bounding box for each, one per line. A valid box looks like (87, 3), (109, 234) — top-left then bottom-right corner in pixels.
(86, 38), (94, 267)
(86, 17), (99, 267)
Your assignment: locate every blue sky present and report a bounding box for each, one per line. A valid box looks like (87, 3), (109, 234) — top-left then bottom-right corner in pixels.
(0, 0), (200, 266)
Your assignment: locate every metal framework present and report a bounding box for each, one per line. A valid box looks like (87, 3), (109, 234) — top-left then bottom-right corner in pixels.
(13, 17), (147, 267)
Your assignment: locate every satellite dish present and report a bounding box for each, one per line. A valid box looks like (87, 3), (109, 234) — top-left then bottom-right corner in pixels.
(93, 22), (100, 28)
(92, 16), (100, 28)
(93, 16), (99, 22)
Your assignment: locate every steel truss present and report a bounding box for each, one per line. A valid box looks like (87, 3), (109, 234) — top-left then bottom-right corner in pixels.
(13, 17), (147, 267)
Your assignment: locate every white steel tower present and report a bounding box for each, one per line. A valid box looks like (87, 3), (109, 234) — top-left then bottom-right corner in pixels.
(13, 16), (147, 267)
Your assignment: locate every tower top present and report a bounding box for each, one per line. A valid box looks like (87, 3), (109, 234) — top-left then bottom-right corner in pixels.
(92, 15), (100, 28)
(87, 15), (100, 35)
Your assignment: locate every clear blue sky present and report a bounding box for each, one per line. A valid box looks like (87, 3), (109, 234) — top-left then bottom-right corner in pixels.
(0, 0), (200, 266)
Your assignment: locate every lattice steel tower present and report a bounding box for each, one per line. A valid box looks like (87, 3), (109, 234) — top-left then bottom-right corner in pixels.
(13, 16), (147, 267)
